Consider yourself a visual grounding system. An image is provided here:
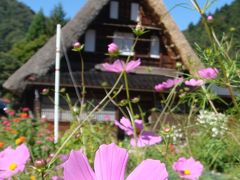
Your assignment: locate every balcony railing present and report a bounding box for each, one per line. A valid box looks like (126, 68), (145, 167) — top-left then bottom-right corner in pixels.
(41, 108), (115, 122)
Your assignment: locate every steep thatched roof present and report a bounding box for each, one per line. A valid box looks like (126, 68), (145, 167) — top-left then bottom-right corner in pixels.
(3, 0), (203, 94)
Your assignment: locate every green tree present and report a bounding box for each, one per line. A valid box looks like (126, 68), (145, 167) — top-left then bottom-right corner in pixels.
(9, 35), (48, 64)
(47, 3), (68, 36)
(26, 9), (47, 40)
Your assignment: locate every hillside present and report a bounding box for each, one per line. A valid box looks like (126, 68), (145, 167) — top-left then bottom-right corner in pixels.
(0, 0), (34, 52)
(184, 0), (240, 49)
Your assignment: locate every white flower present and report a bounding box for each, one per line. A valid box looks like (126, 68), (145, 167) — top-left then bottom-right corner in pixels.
(197, 110), (228, 138)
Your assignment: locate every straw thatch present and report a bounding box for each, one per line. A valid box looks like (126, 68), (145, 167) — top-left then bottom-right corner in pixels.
(3, 0), (203, 94)
(146, 0), (204, 73)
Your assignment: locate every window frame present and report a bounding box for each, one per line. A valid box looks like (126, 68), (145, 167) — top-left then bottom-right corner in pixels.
(109, 1), (119, 19)
(84, 29), (96, 52)
(113, 32), (134, 56)
(130, 3), (139, 22)
(150, 35), (160, 59)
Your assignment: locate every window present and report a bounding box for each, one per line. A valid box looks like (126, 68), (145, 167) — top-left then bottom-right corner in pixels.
(150, 36), (160, 58)
(84, 29), (96, 52)
(110, 1), (119, 19)
(130, 3), (139, 21)
(113, 32), (134, 56)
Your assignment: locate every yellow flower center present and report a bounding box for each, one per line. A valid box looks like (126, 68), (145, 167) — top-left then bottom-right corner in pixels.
(184, 169), (191, 175)
(9, 163), (17, 171)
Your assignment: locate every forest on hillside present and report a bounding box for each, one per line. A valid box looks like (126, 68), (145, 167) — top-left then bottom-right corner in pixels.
(0, 0), (68, 94)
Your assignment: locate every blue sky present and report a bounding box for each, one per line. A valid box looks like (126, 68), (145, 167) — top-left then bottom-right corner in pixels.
(18, 0), (234, 30)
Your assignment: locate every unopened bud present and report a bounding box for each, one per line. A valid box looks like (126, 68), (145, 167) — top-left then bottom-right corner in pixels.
(42, 88), (49, 95)
(207, 15), (213, 22)
(176, 62), (182, 69)
(34, 159), (46, 168)
(72, 42), (84, 52)
(131, 97), (140, 103)
(119, 99), (128, 107)
(132, 22), (147, 36)
(73, 42), (81, 49)
(108, 43), (119, 54)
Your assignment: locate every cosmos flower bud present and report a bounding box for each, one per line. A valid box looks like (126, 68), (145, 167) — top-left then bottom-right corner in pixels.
(176, 62), (182, 68)
(132, 22), (147, 36)
(207, 15), (213, 22)
(72, 42), (84, 52)
(108, 43), (119, 54)
(73, 42), (81, 49)
(163, 127), (171, 133)
(131, 97), (140, 103)
(34, 159), (46, 168)
(42, 88), (49, 95)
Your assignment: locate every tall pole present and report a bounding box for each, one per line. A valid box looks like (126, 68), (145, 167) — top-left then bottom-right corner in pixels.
(54, 24), (61, 143)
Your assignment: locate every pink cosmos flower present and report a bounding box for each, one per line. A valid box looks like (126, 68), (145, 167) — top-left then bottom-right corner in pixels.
(115, 117), (161, 147)
(154, 83), (165, 91)
(102, 59), (141, 73)
(0, 144), (30, 179)
(198, 67), (218, 79)
(108, 43), (119, 54)
(185, 79), (204, 86)
(173, 157), (204, 180)
(155, 78), (183, 92)
(62, 143), (168, 180)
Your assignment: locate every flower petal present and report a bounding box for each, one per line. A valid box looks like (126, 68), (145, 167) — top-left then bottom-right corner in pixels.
(125, 59), (141, 72)
(94, 143), (128, 180)
(14, 144), (30, 165)
(126, 159), (168, 180)
(62, 149), (95, 180)
(130, 131), (162, 147)
(102, 60), (124, 73)
(115, 117), (134, 136)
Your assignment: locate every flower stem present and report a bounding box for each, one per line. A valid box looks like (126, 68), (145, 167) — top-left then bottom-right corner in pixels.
(47, 72), (124, 168)
(153, 86), (177, 131)
(201, 85), (218, 113)
(79, 52), (86, 121)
